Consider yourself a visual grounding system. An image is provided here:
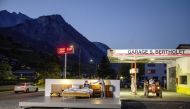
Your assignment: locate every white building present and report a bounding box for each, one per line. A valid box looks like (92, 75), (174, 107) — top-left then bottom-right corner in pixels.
(108, 45), (190, 95)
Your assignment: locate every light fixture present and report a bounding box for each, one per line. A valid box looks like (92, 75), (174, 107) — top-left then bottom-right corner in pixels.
(120, 76), (124, 80)
(70, 45), (74, 48)
(119, 58), (125, 61)
(89, 59), (93, 63)
(150, 58), (155, 61)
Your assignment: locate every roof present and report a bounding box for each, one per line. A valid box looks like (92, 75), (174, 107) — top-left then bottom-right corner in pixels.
(13, 70), (35, 74)
(107, 49), (190, 63)
(176, 44), (190, 49)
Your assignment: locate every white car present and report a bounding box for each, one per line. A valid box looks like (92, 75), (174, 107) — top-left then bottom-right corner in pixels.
(14, 83), (38, 93)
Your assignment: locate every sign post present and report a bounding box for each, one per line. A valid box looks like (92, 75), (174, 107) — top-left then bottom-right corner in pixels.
(57, 45), (74, 79)
(64, 53), (67, 79)
(130, 62), (139, 95)
(134, 58), (137, 95)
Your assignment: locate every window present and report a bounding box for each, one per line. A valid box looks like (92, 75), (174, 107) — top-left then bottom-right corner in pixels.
(147, 64), (155, 67)
(164, 70), (166, 74)
(145, 76), (148, 80)
(153, 76), (158, 80)
(180, 76), (187, 84)
(164, 64), (167, 67)
(147, 69), (156, 74)
(162, 76), (166, 80)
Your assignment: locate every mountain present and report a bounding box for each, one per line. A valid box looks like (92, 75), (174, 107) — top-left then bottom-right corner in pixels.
(93, 42), (110, 54)
(0, 10), (32, 27)
(0, 12), (105, 64)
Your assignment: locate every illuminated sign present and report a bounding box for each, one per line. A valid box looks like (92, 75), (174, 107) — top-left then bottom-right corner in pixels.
(108, 49), (190, 57)
(57, 45), (74, 55)
(130, 68), (139, 74)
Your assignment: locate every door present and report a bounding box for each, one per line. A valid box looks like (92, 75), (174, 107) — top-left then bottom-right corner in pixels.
(168, 67), (176, 91)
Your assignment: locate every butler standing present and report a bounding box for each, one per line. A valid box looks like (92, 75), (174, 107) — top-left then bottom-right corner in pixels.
(91, 77), (106, 98)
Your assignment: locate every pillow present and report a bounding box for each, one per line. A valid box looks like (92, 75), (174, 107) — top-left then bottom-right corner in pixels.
(72, 84), (80, 89)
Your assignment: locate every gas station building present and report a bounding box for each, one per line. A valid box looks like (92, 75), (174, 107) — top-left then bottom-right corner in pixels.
(107, 45), (190, 95)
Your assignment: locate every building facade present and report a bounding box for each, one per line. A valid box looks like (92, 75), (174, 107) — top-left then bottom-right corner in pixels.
(167, 44), (190, 95)
(144, 63), (166, 87)
(108, 44), (190, 95)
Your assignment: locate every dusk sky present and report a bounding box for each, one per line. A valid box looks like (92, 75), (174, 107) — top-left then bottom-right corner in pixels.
(0, 0), (190, 49)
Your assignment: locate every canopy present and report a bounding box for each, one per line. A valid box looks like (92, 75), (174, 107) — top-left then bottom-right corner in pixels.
(108, 49), (190, 63)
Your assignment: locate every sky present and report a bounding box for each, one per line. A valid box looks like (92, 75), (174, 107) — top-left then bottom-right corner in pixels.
(0, 0), (190, 49)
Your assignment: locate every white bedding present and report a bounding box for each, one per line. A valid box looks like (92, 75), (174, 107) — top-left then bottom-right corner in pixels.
(63, 87), (93, 94)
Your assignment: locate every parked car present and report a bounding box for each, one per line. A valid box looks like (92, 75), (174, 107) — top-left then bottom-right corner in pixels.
(14, 83), (38, 93)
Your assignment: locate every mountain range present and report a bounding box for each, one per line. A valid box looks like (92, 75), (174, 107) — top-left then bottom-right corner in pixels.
(0, 10), (110, 66)
(0, 10), (32, 27)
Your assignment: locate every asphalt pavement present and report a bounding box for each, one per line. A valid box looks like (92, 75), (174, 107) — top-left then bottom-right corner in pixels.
(0, 91), (44, 109)
(0, 88), (190, 109)
(120, 88), (190, 109)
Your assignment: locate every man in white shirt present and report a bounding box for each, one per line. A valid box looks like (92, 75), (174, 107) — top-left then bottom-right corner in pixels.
(149, 78), (155, 84)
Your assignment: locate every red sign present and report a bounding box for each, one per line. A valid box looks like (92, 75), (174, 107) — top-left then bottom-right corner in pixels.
(57, 46), (74, 55)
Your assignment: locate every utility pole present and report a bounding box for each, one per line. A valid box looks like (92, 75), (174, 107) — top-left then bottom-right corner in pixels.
(134, 58), (137, 95)
(57, 44), (74, 79)
(78, 48), (81, 78)
(64, 53), (67, 79)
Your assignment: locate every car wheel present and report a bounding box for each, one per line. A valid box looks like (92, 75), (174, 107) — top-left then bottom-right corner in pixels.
(25, 88), (29, 93)
(156, 93), (159, 96)
(35, 88), (38, 92)
(14, 91), (18, 94)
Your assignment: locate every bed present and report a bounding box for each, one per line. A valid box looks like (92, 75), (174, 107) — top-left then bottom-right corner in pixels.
(50, 84), (113, 98)
(61, 84), (93, 98)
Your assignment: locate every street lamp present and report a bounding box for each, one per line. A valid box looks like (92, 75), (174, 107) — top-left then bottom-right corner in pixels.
(57, 44), (74, 79)
(120, 76), (124, 87)
(89, 58), (97, 78)
(78, 48), (81, 78)
(120, 76), (124, 80)
(89, 59), (94, 63)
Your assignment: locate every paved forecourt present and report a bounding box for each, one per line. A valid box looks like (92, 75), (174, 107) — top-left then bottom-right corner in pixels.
(19, 97), (121, 109)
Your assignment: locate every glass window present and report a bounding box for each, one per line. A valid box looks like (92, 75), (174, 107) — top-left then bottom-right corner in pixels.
(153, 76), (158, 80)
(164, 70), (166, 74)
(180, 76), (187, 84)
(147, 64), (155, 67)
(164, 64), (167, 67)
(147, 69), (156, 74)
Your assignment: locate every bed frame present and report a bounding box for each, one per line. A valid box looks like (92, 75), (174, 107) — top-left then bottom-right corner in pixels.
(50, 84), (113, 98)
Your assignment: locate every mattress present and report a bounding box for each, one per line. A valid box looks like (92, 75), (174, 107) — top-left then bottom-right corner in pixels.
(62, 91), (90, 97)
(62, 88), (93, 97)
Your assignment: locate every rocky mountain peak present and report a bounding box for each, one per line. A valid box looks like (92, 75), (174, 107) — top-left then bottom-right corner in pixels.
(0, 10), (32, 27)
(37, 14), (66, 24)
(0, 10), (106, 64)
(93, 42), (110, 54)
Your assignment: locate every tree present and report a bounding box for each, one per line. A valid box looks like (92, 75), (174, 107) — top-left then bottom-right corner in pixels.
(118, 63), (131, 80)
(0, 63), (16, 80)
(118, 63), (145, 80)
(97, 56), (115, 79)
(36, 60), (62, 85)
